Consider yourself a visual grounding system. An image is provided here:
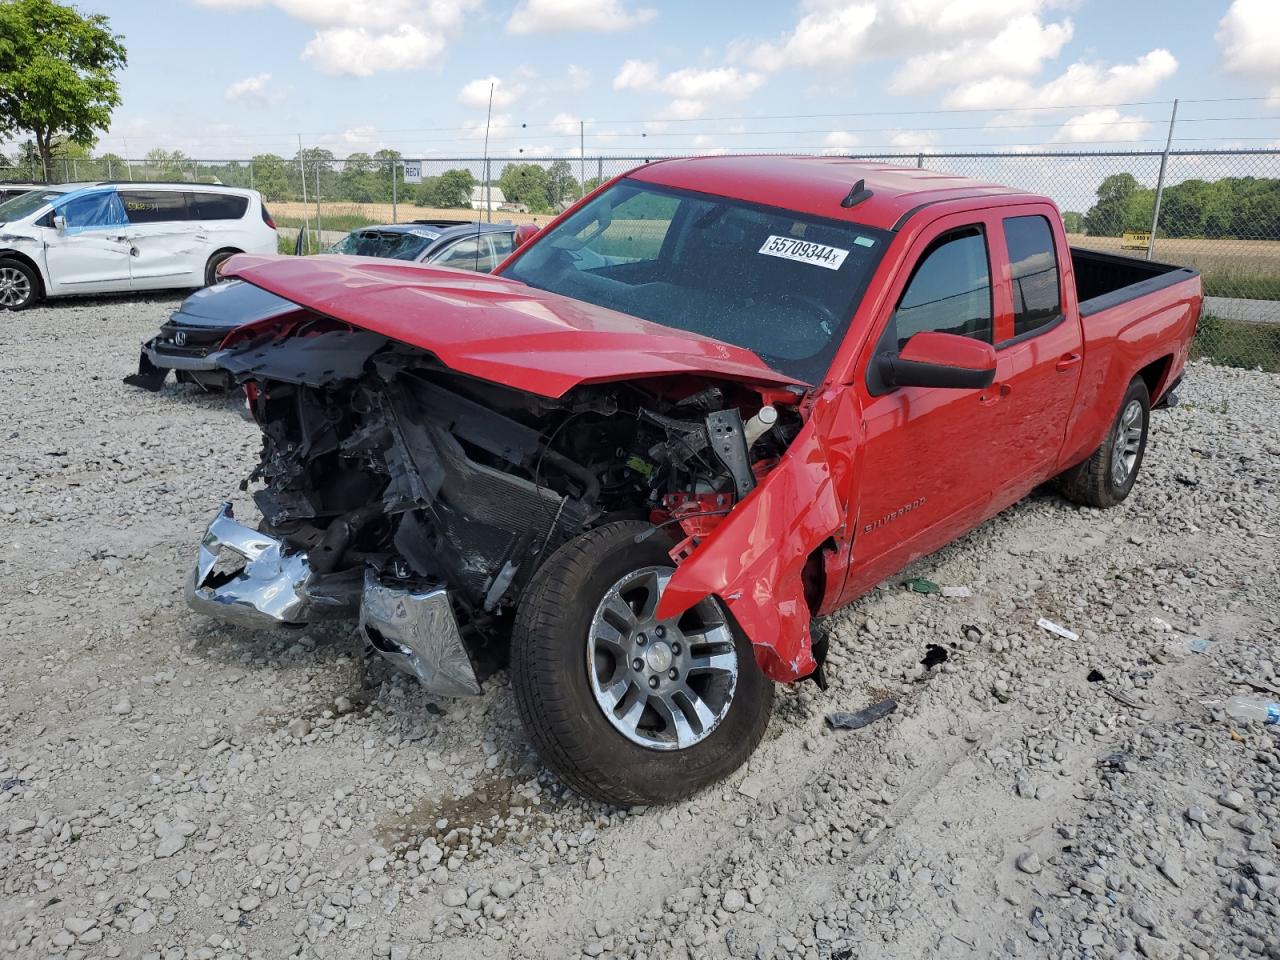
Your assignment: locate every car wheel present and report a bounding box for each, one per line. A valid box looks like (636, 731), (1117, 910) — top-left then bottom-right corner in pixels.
(1059, 377), (1150, 508)
(0, 258), (40, 310)
(204, 250), (238, 287)
(511, 521), (774, 806)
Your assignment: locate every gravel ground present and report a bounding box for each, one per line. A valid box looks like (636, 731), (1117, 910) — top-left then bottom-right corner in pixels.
(2, 296), (1279, 960)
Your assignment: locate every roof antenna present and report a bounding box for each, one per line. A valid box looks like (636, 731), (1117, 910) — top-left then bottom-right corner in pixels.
(841, 178), (873, 208)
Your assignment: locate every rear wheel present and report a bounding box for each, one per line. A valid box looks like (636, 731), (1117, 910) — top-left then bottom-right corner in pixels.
(0, 258), (40, 310)
(204, 250), (238, 287)
(1058, 377), (1150, 508)
(511, 521), (773, 805)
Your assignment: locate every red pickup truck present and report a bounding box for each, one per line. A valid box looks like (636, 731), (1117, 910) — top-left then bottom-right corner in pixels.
(186, 157), (1201, 805)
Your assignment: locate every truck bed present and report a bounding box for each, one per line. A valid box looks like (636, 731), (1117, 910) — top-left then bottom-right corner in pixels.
(1071, 247), (1200, 316)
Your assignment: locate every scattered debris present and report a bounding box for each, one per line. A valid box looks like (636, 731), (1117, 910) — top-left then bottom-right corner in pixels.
(1189, 637), (1213, 653)
(1087, 669), (1106, 682)
(920, 644), (949, 669)
(940, 585), (972, 598)
(826, 698), (898, 731)
(903, 577), (940, 594)
(1104, 688), (1144, 709)
(1015, 851), (1043, 874)
(1037, 618), (1079, 641)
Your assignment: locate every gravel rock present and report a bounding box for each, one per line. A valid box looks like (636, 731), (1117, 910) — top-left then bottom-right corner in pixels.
(1015, 851), (1042, 874)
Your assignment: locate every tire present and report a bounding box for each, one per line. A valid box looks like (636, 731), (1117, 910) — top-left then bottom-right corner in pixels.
(511, 521), (774, 806)
(1058, 377), (1150, 508)
(204, 250), (238, 287)
(0, 257), (40, 310)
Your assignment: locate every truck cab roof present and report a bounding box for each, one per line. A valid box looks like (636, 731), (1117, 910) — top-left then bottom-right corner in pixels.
(629, 155), (1038, 232)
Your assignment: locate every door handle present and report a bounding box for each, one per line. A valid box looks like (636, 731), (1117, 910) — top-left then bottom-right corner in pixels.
(1055, 352), (1083, 372)
(978, 382), (1012, 406)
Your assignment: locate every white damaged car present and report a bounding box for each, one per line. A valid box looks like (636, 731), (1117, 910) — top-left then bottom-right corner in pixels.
(0, 182), (277, 310)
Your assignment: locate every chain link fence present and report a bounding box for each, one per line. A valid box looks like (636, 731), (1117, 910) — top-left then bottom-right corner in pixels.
(2, 149), (1277, 371)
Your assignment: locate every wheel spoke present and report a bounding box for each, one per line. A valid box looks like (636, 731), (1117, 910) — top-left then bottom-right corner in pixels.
(598, 678), (630, 712)
(652, 693), (697, 749)
(599, 589), (638, 631)
(675, 688), (717, 734)
(593, 617), (628, 654)
(683, 623), (733, 648)
(618, 693), (646, 733)
(687, 651), (736, 675)
(633, 569), (665, 621)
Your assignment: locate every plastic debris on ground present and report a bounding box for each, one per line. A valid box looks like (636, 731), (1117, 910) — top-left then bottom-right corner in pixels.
(826, 698), (898, 731)
(940, 586), (972, 598)
(1037, 618), (1079, 641)
(904, 577), (940, 594)
(1189, 637), (1213, 653)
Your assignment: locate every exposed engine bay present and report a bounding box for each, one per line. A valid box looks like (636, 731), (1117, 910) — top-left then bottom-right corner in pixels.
(189, 319), (802, 696)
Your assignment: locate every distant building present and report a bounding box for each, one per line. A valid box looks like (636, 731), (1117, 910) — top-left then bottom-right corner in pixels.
(470, 185), (506, 211)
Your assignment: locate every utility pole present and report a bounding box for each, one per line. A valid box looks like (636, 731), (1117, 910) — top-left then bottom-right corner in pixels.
(580, 120), (586, 199)
(391, 159), (397, 224)
(483, 82), (494, 224)
(1148, 99), (1178, 261)
(297, 133), (310, 255)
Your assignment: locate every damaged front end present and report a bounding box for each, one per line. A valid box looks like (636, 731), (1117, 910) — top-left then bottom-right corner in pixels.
(186, 318), (806, 697)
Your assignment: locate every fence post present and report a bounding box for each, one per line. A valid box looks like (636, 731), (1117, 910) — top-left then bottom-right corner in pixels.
(297, 135), (310, 255)
(391, 160), (397, 223)
(249, 160), (254, 191)
(106, 156), (113, 178)
(916, 153), (924, 169)
(62, 158), (69, 182)
(484, 158), (492, 224)
(596, 157), (603, 187)
(315, 164), (322, 244)
(1147, 98), (1178, 261)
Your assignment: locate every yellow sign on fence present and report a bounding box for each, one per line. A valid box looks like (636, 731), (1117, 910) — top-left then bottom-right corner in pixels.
(1121, 231), (1152, 250)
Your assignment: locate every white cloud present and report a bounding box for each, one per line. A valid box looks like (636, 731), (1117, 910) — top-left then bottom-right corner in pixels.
(890, 15), (1072, 96)
(614, 59), (660, 90)
(1052, 109), (1150, 143)
(195, 0), (479, 75)
(458, 75), (526, 110)
(508, 0), (655, 34)
(889, 130), (939, 148)
(342, 125), (378, 146)
(565, 65), (592, 92)
(613, 61), (765, 119)
(823, 131), (859, 149)
(224, 72), (280, 105)
(749, 0), (1048, 73)
(548, 112), (581, 136)
(1217, 0), (1280, 103)
(947, 49), (1178, 110)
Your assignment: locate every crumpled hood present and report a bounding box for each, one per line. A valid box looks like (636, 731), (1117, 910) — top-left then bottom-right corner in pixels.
(221, 254), (801, 399)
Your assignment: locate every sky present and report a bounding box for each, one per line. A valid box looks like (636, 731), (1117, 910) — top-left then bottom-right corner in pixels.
(71, 0), (1280, 160)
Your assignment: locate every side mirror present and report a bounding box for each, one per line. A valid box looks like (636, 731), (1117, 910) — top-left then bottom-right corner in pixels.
(513, 223), (540, 249)
(874, 331), (996, 391)
(53, 214), (67, 233)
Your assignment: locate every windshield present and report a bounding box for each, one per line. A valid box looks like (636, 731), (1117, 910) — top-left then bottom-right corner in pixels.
(0, 189), (66, 223)
(499, 179), (889, 383)
(325, 228), (435, 261)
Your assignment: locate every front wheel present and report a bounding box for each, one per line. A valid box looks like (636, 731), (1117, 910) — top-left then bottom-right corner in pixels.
(511, 521), (773, 805)
(204, 250), (238, 287)
(0, 258), (40, 310)
(1058, 376), (1150, 508)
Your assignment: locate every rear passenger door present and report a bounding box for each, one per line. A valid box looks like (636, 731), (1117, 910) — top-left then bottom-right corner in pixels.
(189, 190), (250, 262)
(987, 209), (1084, 506)
(121, 189), (201, 289)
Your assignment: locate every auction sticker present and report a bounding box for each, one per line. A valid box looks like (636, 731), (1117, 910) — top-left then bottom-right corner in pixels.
(758, 235), (849, 270)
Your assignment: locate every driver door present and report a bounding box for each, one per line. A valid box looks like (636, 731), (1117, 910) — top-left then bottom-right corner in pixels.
(42, 189), (133, 294)
(837, 211), (1010, 603)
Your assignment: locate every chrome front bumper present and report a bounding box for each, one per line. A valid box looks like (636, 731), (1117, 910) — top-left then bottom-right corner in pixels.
(186, 504), (481, 696)
(186, 503), (353, 629)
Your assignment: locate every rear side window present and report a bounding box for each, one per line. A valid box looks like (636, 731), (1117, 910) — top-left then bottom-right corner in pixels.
(433, 235), (500, 272)
(122, 191), (189, 224)
(1004, 215), (1061, 338)
(190, 192), (248, 220)
(891, 227), (993, 350)
(489, 232), (514, 261)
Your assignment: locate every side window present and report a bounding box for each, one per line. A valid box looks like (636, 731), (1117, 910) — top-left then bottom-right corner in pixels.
(122, 190), (190, 224)
(432, 236), (489, 271)
(489, 232), (514, 262)
(190, 192), (248, 220)
(891, 227), (992, 349)
(56, 190), (127, 232)
(1004, 215), (1061, 338)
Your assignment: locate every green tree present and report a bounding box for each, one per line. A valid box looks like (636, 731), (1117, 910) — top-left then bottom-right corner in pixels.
(546, 159), (579, 207)
(1061, 211), (1084, 234)
(250, 153), (292, 201)
(0, 0), (127, 179)
(434, 168), (475, 208)
(1082, 173), (1142, 237)
(498, 162), (552, 213)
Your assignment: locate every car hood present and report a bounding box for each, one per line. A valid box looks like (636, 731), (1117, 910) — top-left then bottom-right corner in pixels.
(169, 279), (300, 330)
(221, 254), (802, 399)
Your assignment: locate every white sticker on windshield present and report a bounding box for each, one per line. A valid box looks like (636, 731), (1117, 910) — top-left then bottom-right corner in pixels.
(758, 235), (849, 270)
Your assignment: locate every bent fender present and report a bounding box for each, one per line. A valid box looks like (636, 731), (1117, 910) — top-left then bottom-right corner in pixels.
(655, 388), (862, 682)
